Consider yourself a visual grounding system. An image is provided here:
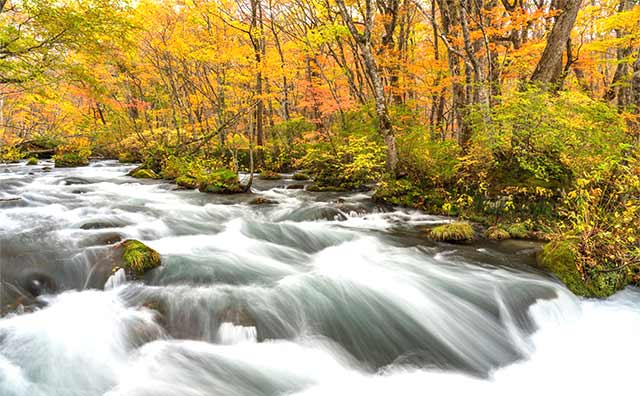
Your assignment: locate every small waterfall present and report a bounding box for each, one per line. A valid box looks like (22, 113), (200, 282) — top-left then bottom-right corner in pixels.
(105, 269), (127, 290)
(216, 322), (258, 345)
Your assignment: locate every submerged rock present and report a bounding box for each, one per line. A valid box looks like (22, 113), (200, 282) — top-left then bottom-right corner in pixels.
(248, 197), (277, 205)
(63, 177), (91, 185)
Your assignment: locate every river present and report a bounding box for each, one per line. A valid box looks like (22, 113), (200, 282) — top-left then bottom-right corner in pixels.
(1, 160), (639, 396)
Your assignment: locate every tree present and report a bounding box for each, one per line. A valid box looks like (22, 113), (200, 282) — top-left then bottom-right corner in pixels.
(530, 0), (582, 88)
(335, 0), (399, 176)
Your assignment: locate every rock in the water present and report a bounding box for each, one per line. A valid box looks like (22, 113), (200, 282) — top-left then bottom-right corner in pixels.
(259, 170), (282, 180)
(198, 168), (244, 194)
(292, 172), (310, 181)
(54, 153), (89, 168)
(117, 239), (161, 279)
(428, 222), (475, 242)
(248, 197), (277, 205)
(63, 177), (91, 185)
(20, 272), (58, 297)
(176, 175), (198, 189)
(129, 167), (159, 179)
(485, 226), (510, 240)
(286, 184), (305, 190)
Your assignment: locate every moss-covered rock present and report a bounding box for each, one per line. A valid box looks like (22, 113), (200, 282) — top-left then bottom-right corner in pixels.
(198, 168), (244, 194)
(176, 175), (198, 189)
(507, 222), (530, 239)
(429, 222), (475, 242)
(119, 239), (161, 278)
(485, 226), (510, 240)
(537, 239), (624, 298)
(260, 170), (282, 180)
(292, 172), (310, 181)
(26, 157), (38, 166)
(54, 153), (89, 168)
(129, 167), (159, 179)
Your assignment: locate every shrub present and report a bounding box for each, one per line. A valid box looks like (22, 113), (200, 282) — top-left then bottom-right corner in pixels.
(26, 157), (38, 165)
(301, 135), (385, 189)
(1, 146), (25, 163)
(53, 138), (91, 168)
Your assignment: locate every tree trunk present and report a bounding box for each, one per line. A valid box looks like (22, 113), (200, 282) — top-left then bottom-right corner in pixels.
(335, 0), (399, 176)
(603, 0), (636, 108)
(631, 50), (640, 145)
(530, 0), (582, 88)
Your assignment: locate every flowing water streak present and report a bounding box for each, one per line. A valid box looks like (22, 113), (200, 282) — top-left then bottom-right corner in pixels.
(0, 160), (639, 396)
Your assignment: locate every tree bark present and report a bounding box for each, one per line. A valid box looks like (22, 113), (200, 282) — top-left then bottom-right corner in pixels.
(530, 0), (582, 88)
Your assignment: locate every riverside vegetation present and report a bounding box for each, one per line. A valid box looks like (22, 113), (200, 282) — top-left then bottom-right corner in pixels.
(0, 0), (639, 297)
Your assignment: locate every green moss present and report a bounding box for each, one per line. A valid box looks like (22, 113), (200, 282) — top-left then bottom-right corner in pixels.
(198, 168), (244, 194)
(54, 153), (89, 168)
(26, 157), (38, 166)
(121, 239), (161, 277)
(292, 172), (310, 181)
(507, 222), (530, 239)
(429, 222), (475, 242)
(176, 175), (198, 189)
(537, 239), (623, 298)
(260, 170), (282, 180)
(485, 226), (510, 240)
(130, 168), (159, 179)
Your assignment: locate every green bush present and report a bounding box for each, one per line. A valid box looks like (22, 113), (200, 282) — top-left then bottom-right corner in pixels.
(1, 146), (25, 163)
(463, 87), (628, 196)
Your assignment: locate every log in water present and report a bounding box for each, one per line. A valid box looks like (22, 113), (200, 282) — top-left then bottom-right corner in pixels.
(1, 160), (639, 396)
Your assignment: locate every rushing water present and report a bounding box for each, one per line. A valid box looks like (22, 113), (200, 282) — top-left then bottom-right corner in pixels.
(1, 160), (639, 396)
